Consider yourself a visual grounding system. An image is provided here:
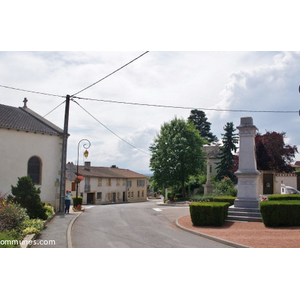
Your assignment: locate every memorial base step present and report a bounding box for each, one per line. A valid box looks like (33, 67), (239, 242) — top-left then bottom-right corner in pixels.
(227, 206), (262, 222)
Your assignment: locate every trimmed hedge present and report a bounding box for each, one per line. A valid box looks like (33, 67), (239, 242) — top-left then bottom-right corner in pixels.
(189, 202), (230, 226)
(260, 201), (300, 227)
(213, 197), (235, 206)
(267, 194), (300, 201)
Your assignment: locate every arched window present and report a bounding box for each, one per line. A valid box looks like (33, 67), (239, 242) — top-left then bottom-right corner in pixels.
(28, 156), (42, 185)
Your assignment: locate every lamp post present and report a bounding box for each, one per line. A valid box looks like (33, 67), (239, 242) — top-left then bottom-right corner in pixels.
(76, 139), (91, 200)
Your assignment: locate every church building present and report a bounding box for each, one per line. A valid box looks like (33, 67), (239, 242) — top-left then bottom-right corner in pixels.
(0, 99), (64, 209)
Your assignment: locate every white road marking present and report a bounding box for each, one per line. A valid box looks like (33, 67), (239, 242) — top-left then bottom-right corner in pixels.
(84, 206), (95, 209)
(152, 208), (163, 212)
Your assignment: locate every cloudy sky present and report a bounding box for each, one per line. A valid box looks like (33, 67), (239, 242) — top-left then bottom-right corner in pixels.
(1, 1), (299, 175)
(1, 51), (300, 174)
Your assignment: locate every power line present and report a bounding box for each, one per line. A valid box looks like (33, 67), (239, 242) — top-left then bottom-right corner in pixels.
(73, 95), (299, 114)
(43, 100), (66, 117)
(0, 84), (65, 98)
(71, 51), (149, 97)
(1, 82), (298, 114)
(71, 99), (151, 156)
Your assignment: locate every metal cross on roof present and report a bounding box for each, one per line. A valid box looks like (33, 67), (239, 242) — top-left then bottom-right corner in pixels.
(23, 97), (28, 108)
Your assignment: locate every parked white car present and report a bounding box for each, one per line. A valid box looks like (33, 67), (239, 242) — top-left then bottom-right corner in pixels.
(281, 186), (300, 194)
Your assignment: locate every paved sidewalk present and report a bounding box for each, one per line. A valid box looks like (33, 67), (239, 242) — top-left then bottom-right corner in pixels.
(32, 211), (82, 248)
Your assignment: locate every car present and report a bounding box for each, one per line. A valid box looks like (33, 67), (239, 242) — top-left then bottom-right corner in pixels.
(281, 185), (300, 194)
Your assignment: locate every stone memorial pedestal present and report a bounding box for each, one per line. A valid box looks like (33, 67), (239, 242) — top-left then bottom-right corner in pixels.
(227, 117), (262, 221)
(234, 117), (260, 209)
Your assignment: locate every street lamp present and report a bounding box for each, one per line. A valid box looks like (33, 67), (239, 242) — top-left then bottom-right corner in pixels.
(76, 139), (91, 200)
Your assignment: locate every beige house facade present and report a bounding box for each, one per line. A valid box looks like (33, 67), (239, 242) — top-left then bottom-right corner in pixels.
(66, 162), (147, 205)
(0, 100), (63, 209)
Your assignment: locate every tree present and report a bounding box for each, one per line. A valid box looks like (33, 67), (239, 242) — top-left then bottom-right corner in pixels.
(255, 131), (298, 172)
(216, 122), (238, 181)
(149, 117), (205, 198)
(11, 176), (48, 220)
(188, 109), (218, 144)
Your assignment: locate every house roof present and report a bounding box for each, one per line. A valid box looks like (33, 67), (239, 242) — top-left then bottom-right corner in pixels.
(0, 102), (64, 136)
(74, 164), (147, 179)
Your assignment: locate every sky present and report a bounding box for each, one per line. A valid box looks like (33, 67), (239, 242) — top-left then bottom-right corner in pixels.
(1, 51), (300, 174)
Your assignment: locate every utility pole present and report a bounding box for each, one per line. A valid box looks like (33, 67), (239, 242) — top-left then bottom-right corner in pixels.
(59, 95), (70, 212)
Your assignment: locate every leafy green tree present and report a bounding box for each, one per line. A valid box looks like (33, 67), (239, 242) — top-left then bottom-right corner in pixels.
(11, 176), (48, 220)
(149, 117), (205, 198)
(216, 122), (238, 181)
(188, 109), (218, 144)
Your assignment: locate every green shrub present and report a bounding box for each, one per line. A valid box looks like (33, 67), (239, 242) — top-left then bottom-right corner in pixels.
(190, 195), (214, 202)
(260, 201), (300, 227)
(189, 202), (230, 226)
(22, 218), (44, 233)
(72, 196), (83, 207)
(267, 194), (300, 201)
(11, 176), (48, 220)
(213, 177), (237, 197)
(23, 227), (40, 235)
(0, 199), (29, 232)
(0, 231), (19, 248)
(213, 196), (236, 206)
(44, 205), (54, 218)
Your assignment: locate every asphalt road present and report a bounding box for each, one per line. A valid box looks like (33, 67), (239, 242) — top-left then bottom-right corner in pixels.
(72, 200), (233, 248)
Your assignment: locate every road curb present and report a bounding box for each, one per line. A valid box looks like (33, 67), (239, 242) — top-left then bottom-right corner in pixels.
(67, 211), (83, 248)
(175, 217), (250, 248)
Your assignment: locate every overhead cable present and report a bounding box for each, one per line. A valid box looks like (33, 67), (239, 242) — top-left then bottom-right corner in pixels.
(43, 100), (66, 117)
(73, 96), (298, 114)
(0, 84), (65, 98)
(71, 51), (149, 97)
(71, 99), (151, 156)
(1, 83), (298, 114)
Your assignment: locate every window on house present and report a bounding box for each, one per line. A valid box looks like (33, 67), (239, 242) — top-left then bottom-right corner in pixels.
(106, 178), (112, 186)
(127, 180), (132, 188)
(85, 178), (90, 192)
(28, 156), (41, 185)
(137, 180), (145, 187)
(98, 178), (102, 186)
(97, 192), (102, 199)
(123, 179), (126, 186)
(116, 179), (120, 186)
(138, 191), (140, 197)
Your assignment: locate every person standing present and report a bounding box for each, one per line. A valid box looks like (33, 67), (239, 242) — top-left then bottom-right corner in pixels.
(65, 190), (72, 213)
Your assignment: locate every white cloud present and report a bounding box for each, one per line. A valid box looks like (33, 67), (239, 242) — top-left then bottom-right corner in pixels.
(1, 51), (300, 172)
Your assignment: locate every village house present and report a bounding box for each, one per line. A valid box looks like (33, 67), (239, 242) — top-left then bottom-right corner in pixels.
(66, 162), (148, 204)
(0, 99), (63, 209)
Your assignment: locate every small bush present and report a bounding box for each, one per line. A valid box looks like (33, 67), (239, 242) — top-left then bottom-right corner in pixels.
(44, 205), (54, 218)
(267, 194), (300, 201)
(0, 199), (29, 232)
(260, 201), (300, 227)
(11, 176), (48, 220)
(190, 195), (214, 202)
(0, 231), (19, 248)
(72, 196), (83, 207)
(22, 218), (44, 235)
(213, 177), (237, 197)
(189, 202), (230, 226)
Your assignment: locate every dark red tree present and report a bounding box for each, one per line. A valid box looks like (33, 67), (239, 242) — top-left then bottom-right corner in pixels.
(255, 131), (298, 172)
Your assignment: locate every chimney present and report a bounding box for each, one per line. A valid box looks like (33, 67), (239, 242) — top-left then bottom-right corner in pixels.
(84, 161), (91, 171)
